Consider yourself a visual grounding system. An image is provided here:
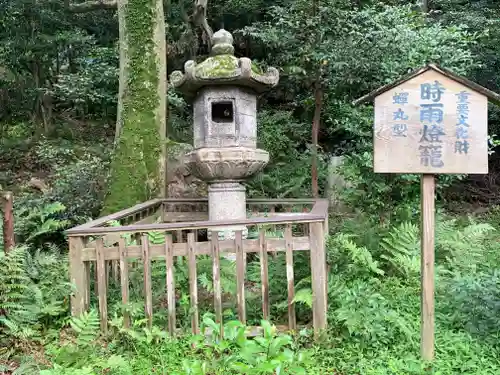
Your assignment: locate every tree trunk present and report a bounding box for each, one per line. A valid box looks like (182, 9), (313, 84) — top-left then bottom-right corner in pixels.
(311, 80), (323, 198)
(311, 0), (322, 199)
(2, 192), (15, 254)
(421, 0), (428, 13)
(101, 0), (167, 215)
(114, 0), (128, 145)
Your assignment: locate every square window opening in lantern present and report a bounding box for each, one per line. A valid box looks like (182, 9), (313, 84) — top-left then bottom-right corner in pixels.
(212, 101), (234, 123)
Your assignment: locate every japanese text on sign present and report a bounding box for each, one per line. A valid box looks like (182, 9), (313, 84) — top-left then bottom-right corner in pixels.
(419, 81), (445, 168)
(392, 93), (409, 137)
(455, 91), (470, 155)
(373, 68), (488, 174)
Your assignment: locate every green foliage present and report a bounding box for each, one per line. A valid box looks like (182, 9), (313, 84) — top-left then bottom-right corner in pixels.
(0, 247), (39, 340)
(324, 214), (498, 354)
(327, 232), (384, 281)
(337, 151), (467, 218)
(3, 0), (500, 373)
(248, 110), (328, 198)
(52, 46), (119, 115)
(0, 245), (70, 345)
(15, 202), (71, 248)
(443, 270), (500, 345)
(48, 154), (109, 220)
(69, 310), (101, 345)
(179, 316), (311, 375)
(47, 310), (101, 369)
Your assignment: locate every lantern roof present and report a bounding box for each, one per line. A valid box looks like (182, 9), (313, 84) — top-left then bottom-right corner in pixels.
(170, 29), (279, 97)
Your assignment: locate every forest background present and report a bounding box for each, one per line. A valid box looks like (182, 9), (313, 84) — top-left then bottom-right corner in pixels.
(1, 0), (500, 374)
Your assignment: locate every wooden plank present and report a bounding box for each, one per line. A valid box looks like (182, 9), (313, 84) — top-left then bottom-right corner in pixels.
(160, 202), (166, 223)
(67, 215), (325, 236)
(421, 174), (435, 361)
(90, 211), (159, 250)
(269, 206), (277, 258)
(105, 260), (110, 290)
(162, 198), (318, 204)
(142, 234), (153, 329)
(69, 237), (85, 316)
(373, 69), (488, 175)
(187, 232), (199, 334)
(95, 238), (108, 333)
(134, 212), (161, 225)
(94, 261), (98, 296)
(285, 224), (296, 331)
(83, 261), (90, 311)
(67, 199), (162, 233)
(259, 229), (270, 320)
(165, 234), (176, 335)
(81, 236), (311, 261)
(118, 238), (130, 329)
(112, 260), (119, 284)
(235, 231), (246, 324)
(310, 222), (327, 339)
(176, 230), (183, 243)
(164, 212), (208, 222)
(211, 233), (223, 338)
(310, 199), (329, 216)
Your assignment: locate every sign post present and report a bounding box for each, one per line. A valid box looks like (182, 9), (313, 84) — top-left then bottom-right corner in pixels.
(354, 64), (500, 361)
(420, 173), (435, 360)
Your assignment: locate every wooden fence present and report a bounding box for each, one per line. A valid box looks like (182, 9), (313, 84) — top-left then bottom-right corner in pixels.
(67, 199), (328, 337)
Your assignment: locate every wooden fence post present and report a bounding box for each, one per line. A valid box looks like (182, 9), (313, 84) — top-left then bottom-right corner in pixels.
(142, 234), (153, 329)
(310, 222), (327, 339)
(2, 191), (15, 254)
(69, 236), (86, 317)
(165, 233), (176, 335)
(119, 238), (130, 328)
(235, 230), (246, 324)
(187, 232), (199, 334)
(211, 233), (223, 338)
(259, 229), (270, 320)
(285, 224), (296, 331)
(96, 238), (108, 333)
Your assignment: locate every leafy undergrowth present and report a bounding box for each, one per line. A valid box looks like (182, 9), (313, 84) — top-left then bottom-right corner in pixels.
(30, 318), (500, 375)
(2, 205), (500, 374)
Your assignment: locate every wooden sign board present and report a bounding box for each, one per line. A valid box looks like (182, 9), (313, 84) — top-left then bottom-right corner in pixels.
(354, 64), (500, 362)
(373, 69), (488, 174)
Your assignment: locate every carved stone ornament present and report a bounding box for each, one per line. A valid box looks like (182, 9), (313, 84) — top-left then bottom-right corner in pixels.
(169, 29), (279, 97)
(185, 147), (269, 182)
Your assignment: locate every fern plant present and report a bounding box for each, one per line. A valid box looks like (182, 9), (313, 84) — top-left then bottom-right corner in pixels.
(377, 218), (496, 280)
(327, 232), (384, 281)
(69, 310), (101, 345)
(46, 310), (101, 369)
(0, 247), (40, 341)
(436, 218), (495, 272)
(15, 202), (71, 248)
(379, 222), (420, 279)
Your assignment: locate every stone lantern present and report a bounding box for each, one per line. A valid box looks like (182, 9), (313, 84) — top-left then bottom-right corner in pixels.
(170, 29), (279, 240)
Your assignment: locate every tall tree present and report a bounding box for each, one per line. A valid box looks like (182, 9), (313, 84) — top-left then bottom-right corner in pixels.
(310, 0), (323, 198)
(243, 0), (353, 198)
(66, 0), (167, 214)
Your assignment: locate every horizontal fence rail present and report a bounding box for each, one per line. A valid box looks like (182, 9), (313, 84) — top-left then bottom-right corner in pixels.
(68, 199), (328, 338)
